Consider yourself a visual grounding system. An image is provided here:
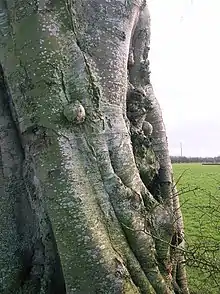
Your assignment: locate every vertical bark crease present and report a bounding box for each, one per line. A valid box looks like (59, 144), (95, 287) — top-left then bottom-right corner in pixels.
(0, 0), (188, 293)
(127, 3), (189, 293)
(0, 64), (66, 293)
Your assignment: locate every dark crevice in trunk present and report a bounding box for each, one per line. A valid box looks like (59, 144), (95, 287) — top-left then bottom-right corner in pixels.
(125, 3), (189, 293)
(0, 64), (66, 293)
(0, 0), (189, 292)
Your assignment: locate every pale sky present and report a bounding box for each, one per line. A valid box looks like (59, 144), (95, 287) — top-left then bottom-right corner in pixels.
(148, 0), (220, 157)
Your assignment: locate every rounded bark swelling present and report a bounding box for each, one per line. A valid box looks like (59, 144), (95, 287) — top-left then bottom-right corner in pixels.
(127, 3), (189, 293)
(0, 0), (188, 293)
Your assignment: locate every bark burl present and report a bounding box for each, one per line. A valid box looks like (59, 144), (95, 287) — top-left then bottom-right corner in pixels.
(0, 0), (189, 293)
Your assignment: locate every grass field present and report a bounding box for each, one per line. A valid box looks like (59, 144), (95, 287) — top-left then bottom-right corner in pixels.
(173, 163), (220, 294)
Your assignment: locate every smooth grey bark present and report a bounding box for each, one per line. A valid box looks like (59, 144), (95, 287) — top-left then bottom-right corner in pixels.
(0, 0), (188, 293)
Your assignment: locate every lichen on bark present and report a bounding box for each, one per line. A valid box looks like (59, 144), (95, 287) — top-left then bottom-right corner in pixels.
(0, 0), (189, 293)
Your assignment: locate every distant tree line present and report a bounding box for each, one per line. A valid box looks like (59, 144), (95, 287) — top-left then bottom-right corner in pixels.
(170, 156), (220, 163)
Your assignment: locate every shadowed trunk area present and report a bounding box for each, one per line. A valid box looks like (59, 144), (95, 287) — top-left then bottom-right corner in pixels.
(0, 0), (189, 293)
(0, 65), (66, 293)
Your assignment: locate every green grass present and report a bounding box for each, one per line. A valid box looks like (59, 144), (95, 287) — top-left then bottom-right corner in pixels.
(173, 163), (220, 293)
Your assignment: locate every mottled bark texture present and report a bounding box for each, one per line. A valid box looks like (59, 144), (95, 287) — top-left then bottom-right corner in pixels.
(0, 0), (188, 293)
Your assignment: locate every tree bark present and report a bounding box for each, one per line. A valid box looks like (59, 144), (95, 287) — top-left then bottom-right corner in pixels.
(0, 0), (189, 293)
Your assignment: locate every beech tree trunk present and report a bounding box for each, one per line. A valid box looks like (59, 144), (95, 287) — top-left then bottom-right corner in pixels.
(0, 0), (189, 293)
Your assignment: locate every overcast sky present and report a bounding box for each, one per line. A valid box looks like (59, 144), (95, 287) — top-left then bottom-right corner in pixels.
(148, 0), (220, 157)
